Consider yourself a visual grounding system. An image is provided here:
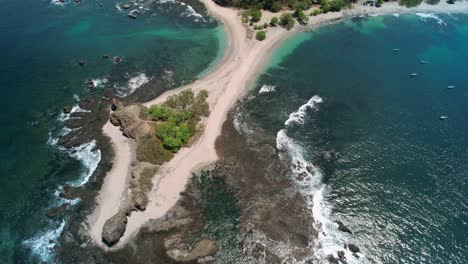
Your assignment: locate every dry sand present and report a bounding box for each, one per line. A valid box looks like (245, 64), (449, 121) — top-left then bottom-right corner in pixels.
(87, 0), (468, 249)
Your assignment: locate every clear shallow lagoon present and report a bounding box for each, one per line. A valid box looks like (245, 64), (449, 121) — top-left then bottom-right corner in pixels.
(241, 13), (468, 263)
(0, 0), (222, 262)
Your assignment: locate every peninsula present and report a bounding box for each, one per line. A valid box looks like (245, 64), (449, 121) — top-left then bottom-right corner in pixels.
(87, 0), (468, 251)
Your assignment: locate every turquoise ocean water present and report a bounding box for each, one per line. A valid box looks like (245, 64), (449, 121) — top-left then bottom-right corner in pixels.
(0, 0), (222, 262)
(239, 13), (468, 263)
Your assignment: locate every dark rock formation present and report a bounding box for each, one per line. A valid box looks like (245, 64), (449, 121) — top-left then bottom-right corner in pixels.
(63, 106), (72, 114)
(78, 60), (86, 67)
(45, 203), (70, 219)
(338, 250), (347, 264)
(327, 254), (339, 264)
(132, 191), (148, 211)
(113, 56), (122, 64)
(347, 244), (360, 253)
(102, 210), (128, 246)
(336, 220), (352, 234)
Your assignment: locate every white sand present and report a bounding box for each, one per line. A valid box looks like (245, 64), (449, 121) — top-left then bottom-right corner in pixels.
(87, 0), (468, 249)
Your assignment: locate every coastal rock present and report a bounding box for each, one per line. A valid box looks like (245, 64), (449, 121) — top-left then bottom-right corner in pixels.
(111, 98), (122, 111)
(63, 106), (72, 114)
(132, 191), (149, 211)
(59, 184), (81, 200)
(111, 105), (153, 139)
(347, 244), (360, 253)
(45, 203), (69, 218)
(326, 254), (339, 264)
(336, 220), (352, 234)
(338, 250), (347, 264)
(166, 238), (218, 261)
(122, 3), (132, 9)
(78, 60), (86, 67)
(102, 210), (128, 246)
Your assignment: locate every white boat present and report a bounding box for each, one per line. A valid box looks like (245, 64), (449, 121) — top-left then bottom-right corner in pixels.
(420, 60), (429, 64)
(440, 116), (448, 120)
(393, 48), (400, 52)
(447, 85), (455, 89)
(410, 73), (418, 77)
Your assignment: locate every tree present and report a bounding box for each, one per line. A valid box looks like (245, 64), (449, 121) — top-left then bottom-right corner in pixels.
(148, 105), (174, 121)
(280, 13), (295, 30)
(251, 8), (262, 22)
(256, 31), (266, 41)
(294, 8), (309, 25)
(270, 17), (279, 26)
(271, 1), (282, 12)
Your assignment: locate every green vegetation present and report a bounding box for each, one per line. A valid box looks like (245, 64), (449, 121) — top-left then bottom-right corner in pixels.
(241, 11), (249, 23)
(270, 17), (279, 26)
(399, 0), (423, 6)
(311, 8), (322, 16)
(294, 8), (309, 25)
(221, 0), (354, 13)
(256, 30), (266, 41)
(148, 89), (209, 152)
(250, 8), (262, 22)
(280, 13), (295, 30)
(319, 0), (349, 13)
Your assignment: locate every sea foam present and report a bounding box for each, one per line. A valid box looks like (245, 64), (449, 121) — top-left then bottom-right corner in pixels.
(276, 96), (361, 263)
(415, 13), (447, 26)
(258, 84), (276, 94)
(284, 95), (323, 127)
(22, 220), (65, 263)
(68, 140), (102, 186)
(117, 73), (150, 97)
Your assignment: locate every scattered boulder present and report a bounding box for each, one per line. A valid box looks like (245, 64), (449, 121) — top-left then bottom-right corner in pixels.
(326, 254), (339, 264)
(336, 220), (352, 234)
(337, 251), (347, 264)
(101, 210), (128, 247)
(113, 56), (122, 64)
(122, 3), (132, 9)
(63, 106), (72, 114)
(347, 244), (360, 253)
(102, 54), (109, 59)
(111, 98), (122, 111)
(45, 203), (69, 218)
(78, 60), (86, 66)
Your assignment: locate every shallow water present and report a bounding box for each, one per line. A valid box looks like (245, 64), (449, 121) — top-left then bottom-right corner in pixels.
(0, 0), (222, 262)
(239, 13), (468, 263)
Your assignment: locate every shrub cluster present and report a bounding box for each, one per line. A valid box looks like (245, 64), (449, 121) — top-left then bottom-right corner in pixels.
(148, 89), (209, 152)
(256, 31), (267, 41)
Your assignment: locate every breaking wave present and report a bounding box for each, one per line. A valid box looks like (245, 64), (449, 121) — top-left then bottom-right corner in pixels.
(284, 95), (323, 127)
(22, 220), (65, 263)
(117, 73), (150, 97)
(258, 84), (276, 94)
(276, 95), (361, 263)
(415, 13), (447, 26)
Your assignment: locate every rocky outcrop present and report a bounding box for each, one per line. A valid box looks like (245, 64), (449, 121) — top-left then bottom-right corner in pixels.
(166, 238), (218, 261)
(336, 220), (352, 234)
(102, 210), (128, 246)
(45, 203), (69, 219)
(129, 162), (158, 211)
(110, 105), (153, 140)
(347, 244), (360, 253)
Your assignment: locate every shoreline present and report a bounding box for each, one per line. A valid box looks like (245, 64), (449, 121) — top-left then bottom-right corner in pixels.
(86, 0), (468, 249)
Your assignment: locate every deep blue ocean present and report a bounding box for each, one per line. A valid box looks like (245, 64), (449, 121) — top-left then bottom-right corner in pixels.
(240, 13), (468, 263)
(0, 0), (222, 262)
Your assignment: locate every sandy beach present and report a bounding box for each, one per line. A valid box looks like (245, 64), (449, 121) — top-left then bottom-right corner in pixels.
(86, 0), (468, 249)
